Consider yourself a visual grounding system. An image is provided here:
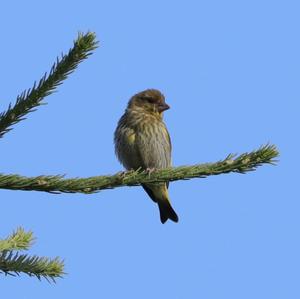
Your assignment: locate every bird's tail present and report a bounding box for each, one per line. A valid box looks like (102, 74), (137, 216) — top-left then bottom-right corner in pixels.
(158, 199), (179, 224)
(142, 183), (179, 224)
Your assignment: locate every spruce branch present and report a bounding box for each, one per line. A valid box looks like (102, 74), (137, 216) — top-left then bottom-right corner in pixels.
(0, 144), (278, 194)
(0, 229), (64, 281)
(0, 251), (64, 282)
(0, 32), (98, 138)
(0, 228), (34, 251)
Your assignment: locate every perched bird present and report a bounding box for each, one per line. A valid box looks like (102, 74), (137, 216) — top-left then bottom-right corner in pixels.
(114, 89), (178, 223)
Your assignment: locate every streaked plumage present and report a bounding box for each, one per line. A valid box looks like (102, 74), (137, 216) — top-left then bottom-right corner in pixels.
(114, 89), (178, 223)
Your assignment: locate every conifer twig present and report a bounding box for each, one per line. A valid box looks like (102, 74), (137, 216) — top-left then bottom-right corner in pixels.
(0, 229), (64, 281)
(0, 144), (278, 194)
(0, 228), (34, 251)
(0, 32), (98, 138)
(0, 251), (64, 282)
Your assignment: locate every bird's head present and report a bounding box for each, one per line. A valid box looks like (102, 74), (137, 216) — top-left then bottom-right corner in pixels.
(127, 89), (170, 116)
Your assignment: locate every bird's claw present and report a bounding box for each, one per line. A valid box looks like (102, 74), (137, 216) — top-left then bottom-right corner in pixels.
(117, 170), (127, 180)
(145, 167), (156, 178)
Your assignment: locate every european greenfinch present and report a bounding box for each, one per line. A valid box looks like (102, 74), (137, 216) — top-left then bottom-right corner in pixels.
(114, 89), (178, 223)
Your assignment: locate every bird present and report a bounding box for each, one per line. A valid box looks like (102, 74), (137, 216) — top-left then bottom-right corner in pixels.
(114, 89), (178, 223)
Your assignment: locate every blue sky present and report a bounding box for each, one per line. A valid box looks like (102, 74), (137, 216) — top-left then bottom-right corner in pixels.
(0, 0), (299, 298)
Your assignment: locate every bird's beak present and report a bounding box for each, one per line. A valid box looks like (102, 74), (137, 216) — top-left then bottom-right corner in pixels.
(158, 103), (170, 112)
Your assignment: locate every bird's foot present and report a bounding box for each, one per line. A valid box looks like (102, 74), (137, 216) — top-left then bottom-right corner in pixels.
(117, 170), (128, 180)
(145, 167), (156, 178)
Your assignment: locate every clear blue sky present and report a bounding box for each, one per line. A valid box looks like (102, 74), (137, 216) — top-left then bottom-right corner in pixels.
(0, 0), (299, 298)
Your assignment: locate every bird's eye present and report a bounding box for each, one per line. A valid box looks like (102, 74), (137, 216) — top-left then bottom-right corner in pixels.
(141, 96), (156, 103)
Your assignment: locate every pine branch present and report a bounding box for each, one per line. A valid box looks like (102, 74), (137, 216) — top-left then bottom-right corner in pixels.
(0, 229), (64, 281)
(0, 144), (278, 194)
(0, 251), (64, 282)
(0, 228), (34, 251)
(0, 32), (98, 138)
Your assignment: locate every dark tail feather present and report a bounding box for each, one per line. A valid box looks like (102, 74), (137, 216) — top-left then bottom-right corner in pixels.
(158, 200), (179, 224)
(142, 184), (179, 223)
